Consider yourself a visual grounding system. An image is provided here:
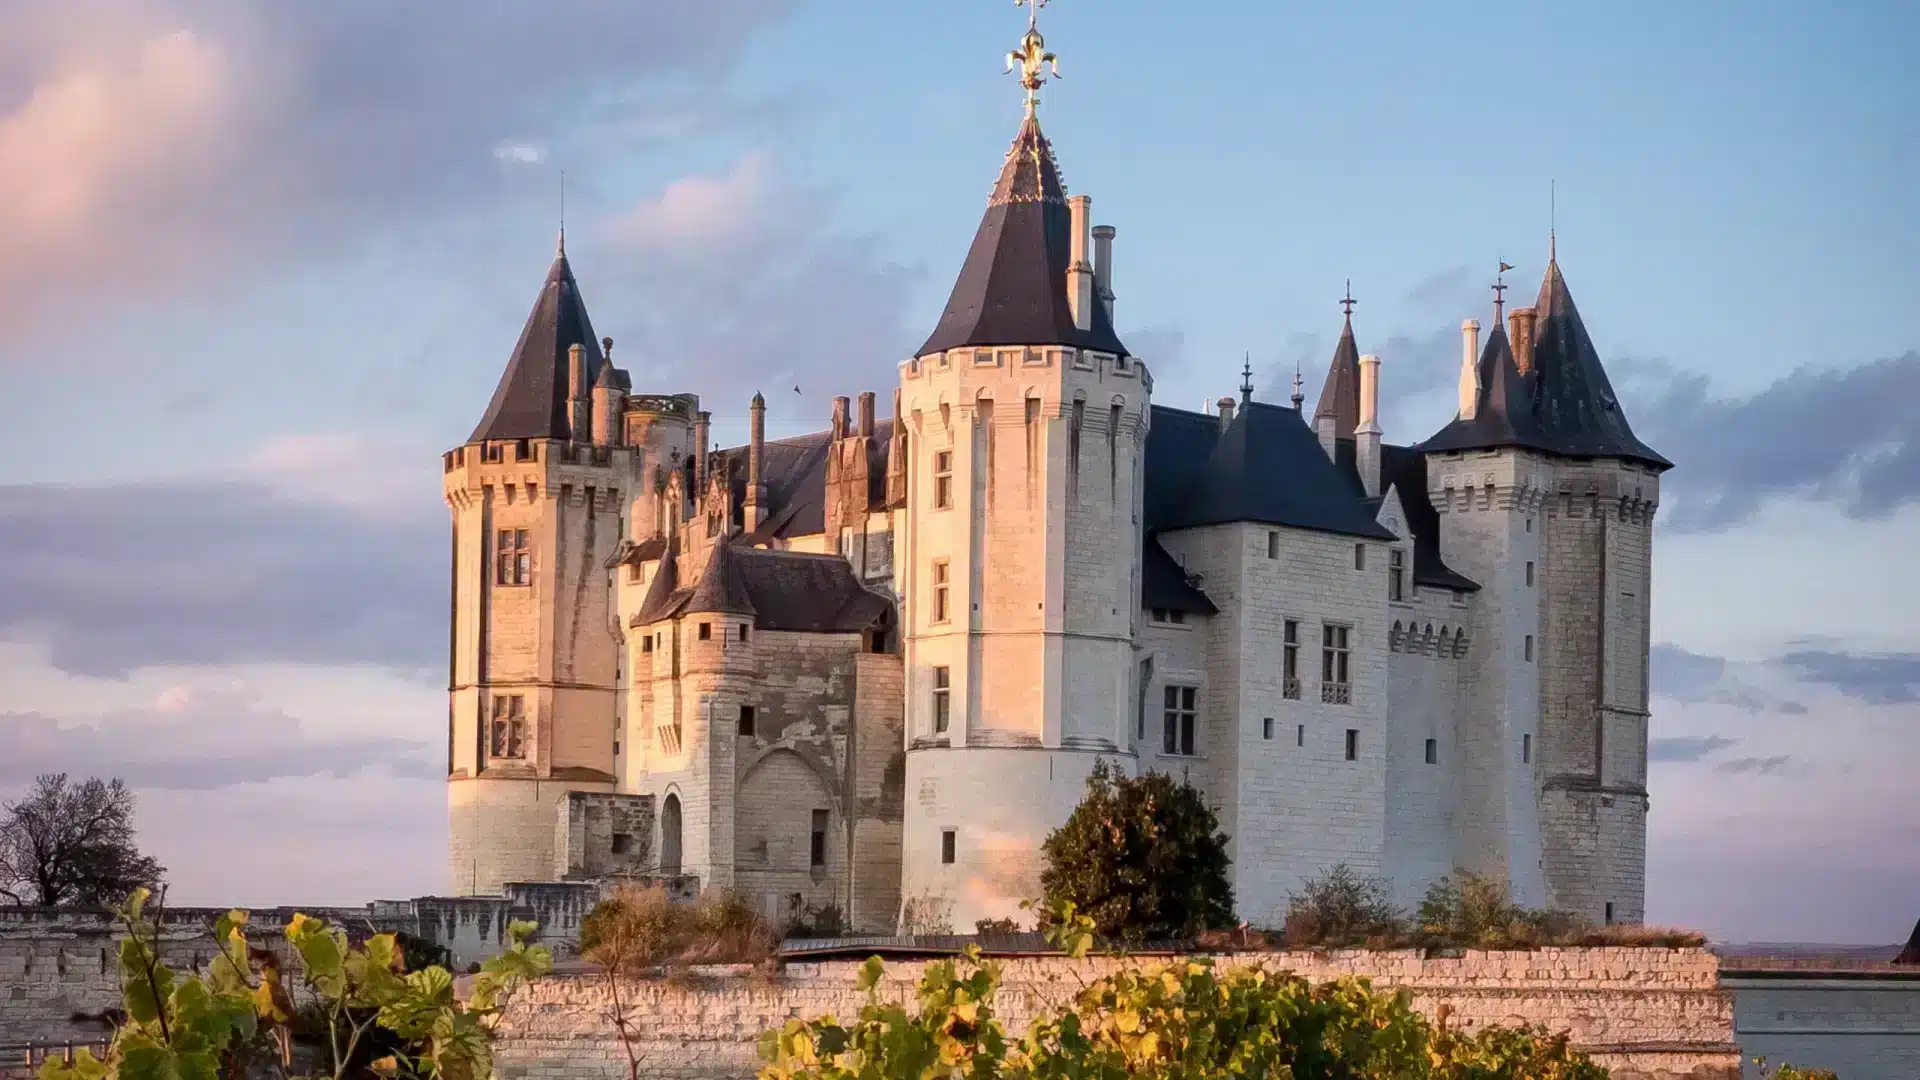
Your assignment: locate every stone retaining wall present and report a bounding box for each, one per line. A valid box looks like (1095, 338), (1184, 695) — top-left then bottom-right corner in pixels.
(492, 947), (1741, 1080)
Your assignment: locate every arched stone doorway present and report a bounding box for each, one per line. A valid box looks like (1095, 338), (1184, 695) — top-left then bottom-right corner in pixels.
(661, 793), (682, 874)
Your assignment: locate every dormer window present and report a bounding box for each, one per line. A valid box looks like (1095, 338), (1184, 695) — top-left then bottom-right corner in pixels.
(1149, 608), (1187, 626)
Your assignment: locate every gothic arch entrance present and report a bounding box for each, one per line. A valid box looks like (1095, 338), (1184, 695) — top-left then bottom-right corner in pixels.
(661, 793), (683, 874)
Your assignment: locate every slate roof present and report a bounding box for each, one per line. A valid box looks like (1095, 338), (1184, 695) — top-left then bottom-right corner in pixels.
(1376, 447), (1479, 593)
(917, 115), (1129, 357)
(1418, 260), (1670, 470)
(470, 252), (606, 442)
(1141, 536), (1218, 615)
(633, 541), (892, 634)
(699, 420), (895, 541)
(1312, 315), (1361, 439)
(1145, 401), (1396, 542)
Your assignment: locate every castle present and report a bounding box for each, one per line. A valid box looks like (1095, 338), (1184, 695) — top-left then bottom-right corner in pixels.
(441, 15), (1669, 934)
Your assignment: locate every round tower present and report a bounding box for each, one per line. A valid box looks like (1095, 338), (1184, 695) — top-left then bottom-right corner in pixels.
(895, 51), (1150, 928)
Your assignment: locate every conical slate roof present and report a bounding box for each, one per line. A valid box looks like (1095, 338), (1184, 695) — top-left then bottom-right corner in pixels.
(1419, 260), (1670, 470)
(469, 251), (605, 442)
(684, 540), (757, 617)
(917, 114), (1128, 357)
(1312, 316), (1361, 439)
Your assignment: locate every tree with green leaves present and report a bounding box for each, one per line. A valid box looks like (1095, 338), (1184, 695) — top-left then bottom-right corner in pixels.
(38, 888), (551, 1080)
(1038, 759), (1235, 942)
(0, 774), (165, 907)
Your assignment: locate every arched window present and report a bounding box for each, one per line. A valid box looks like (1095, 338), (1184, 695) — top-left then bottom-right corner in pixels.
(661, 793), (683, 875)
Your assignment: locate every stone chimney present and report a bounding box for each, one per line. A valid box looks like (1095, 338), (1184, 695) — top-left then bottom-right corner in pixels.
(693, 411), (711, 491)
(1067, 195), (1095, 332)
(885, 388), (908, 508)
(1216, 397), (1236, 430)
(568, 343), (591, 441)
(857, 391), (876, 438)
(1092, 224), (1116, 323)
(1508, 307), (1538, 376)
(744, 392), (767, 531)
(831, 396), (850, 441)
(1356, 354), (1382, 498)
(1458, 319), (1481, 421)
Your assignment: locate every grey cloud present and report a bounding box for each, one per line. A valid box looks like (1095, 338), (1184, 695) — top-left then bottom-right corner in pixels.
(1778, 649), (1920, 705)
(1649, 735), (1737, 763)
(1715, 755), (1797, 776)
(1649, 643), (1806, 715)
(0, 480), (442, 677)
(1623, 351), (1920, 530)
(0, 692), (432, 790)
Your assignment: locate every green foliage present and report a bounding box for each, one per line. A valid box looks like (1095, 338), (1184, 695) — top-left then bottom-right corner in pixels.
(1282, 863), (1402, 947)
(1038, 760), (1235, 942)
(0, 774), (166, 907)
(758, 948), (1612, 1080)
(40, 889), (552, 1080)
(1753, 1059), (1839, 1080)
(973, 917), (1021, 937)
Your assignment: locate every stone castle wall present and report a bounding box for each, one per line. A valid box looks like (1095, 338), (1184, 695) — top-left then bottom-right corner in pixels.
(489, 947), (1741, 1080)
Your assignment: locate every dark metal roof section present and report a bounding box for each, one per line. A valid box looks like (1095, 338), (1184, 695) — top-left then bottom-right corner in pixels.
(1145, 402), (1396, 541)
(632, 543), (682, 626)
(1141, 536), (1219, 615)
(1377, 446), (1479, 593)
(684, 541), (756, 617)
(469, 253), (605, 442)
(635, 541), (891, 634)
(1312, 315), (1361, 439)
(1419, 261), (1671, 470)
(916, 115), (1128, 357)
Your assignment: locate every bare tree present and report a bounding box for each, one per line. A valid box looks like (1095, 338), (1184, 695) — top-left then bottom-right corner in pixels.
(0, 773), (166, 906)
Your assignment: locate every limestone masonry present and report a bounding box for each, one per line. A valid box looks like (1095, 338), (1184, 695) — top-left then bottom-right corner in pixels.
(442, 30), (1669, 934)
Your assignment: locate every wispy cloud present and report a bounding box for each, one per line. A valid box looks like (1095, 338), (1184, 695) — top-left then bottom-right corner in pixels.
(1650, 734), (1738, 763)
(1714, 755), (1798, 776)
(1778, 649), (1920, 705)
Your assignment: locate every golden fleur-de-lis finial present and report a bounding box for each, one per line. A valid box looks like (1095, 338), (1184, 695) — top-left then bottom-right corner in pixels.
(1006, 0), (1060, 115)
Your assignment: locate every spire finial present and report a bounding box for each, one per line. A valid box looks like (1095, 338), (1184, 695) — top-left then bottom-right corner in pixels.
(557, 168), (567, 256)
(1340, 279), (1356, 318)
(1549, 178), (1557, 263)
(1007, 0), (1060, 116)
(1240, 352), (1254, 407)
(1493, 260), (1513, 322)
(1290, 358), (1305, 410)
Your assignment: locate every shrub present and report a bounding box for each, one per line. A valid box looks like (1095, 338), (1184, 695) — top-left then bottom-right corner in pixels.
(580, 885), (778, 972)
(786, 903), (846, 939)
(1281, 863), (1402, 947)
(900, 891), (955, 935)
(1038, 759), (1235, 942)
(975, 916), (1022, 936)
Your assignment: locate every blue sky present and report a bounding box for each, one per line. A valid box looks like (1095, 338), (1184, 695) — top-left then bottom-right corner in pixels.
(0, 1), (1915, 944)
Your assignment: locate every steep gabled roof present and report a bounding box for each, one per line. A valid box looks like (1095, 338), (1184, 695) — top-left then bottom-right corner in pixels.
(1312, 315), (1361, 439)
(1418, 261), (1670, 470)
(470, 252), (605, 442)
(1147, 401), (1395, 541)
(917, 114), (1128, 357)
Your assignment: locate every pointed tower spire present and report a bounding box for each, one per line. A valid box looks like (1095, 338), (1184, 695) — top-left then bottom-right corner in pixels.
(1313, 281), (1361, 440)
(469, 246), (605, 442)
(557, 168), (567, 256)
(1290, 359), (1305, 410)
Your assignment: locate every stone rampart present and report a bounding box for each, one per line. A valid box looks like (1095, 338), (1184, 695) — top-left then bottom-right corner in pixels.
(491, 947), (1741, 1080)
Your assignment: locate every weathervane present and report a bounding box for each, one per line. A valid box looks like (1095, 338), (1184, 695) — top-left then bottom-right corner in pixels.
(1007, 0), (1061, 115)
(1240, 352), (1255, 407)
(1493, 261), (1513, 321)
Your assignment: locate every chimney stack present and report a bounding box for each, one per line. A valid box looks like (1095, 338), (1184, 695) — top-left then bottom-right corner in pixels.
(1508, 307), (1538, 376)
(857, 391), (876, 438)
(1092, 224), (1116, 323)
(1067, 194), (1095, 332)
(831, 395), (851, 441)
(885, 388), (908, 508)
(1356, 354), (1383, 498)
(1216, 397), (1237, 429)
(1458, 319), (1481, 421)
(568, 343), (591, 441)
(745, 392), (767, 531)
(693, 411), (710, 490)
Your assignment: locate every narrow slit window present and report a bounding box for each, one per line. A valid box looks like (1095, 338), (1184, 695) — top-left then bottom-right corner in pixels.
(1353, 543), (1366, 570)
(933, 450), (953, 509)
(1523, 733), (1532, 763)
(932, 560), (951, 623)
(1389, 549), (1406, 601)
(739, 705), (756, 737)
(932, 666), (951, 734)
(1267, 530), (1279, 560)
(1344, 729), (1359, 761)
(941, 828), (956, 864)
(1262, 717), (1274, 740)
(1425, 738), (1437, 765)
(1524, 634), (1534, 661)
(1296, 723), (1305, 747)
(810, 809), (828, 867)
(1282, 620), (1301, 699)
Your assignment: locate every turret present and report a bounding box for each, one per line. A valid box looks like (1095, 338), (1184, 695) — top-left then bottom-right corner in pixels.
(591, 338), (625, 448)
(1314, 284), (1361, 463)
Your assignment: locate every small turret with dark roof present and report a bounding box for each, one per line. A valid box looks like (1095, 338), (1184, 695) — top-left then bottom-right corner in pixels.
(1420, 255), (1670, 470)
(469, 250), (606, 443)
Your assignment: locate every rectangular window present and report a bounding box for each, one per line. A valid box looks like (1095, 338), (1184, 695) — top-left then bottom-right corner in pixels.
(1267, 531), (1279, 560)
(642, 637), (654, 654)
(1282, 620), (1301, 699)
(1526, 561), (1535, 587)
(1344, 729), (1358, 761)
(495, 528), (531, 586)
(1425, 737), (1439, 764)
(810, 809), (828, 867)
(932, 666), (951, 734)
(1321, 624), (1351, 704)
(941, 828), (956, 865)
(489, 695), (526, 759)
(738, 624), (750, 642)
(739, 705), (756, 737)
(1162, 685), (1198, 756)
(627, 563), (642, 584)
(698, 622), (712, 641)
(1150, 608), (1186, 625)
(611, 833), (632, 855)
(1523, 733), (1532, 763)
(1262, 717), (1274, 740)
(1389, 549), (1406, 602)
(932, 560), (951, 623)
(1353, 543), (1366, 571)
(1524, 634), (1534, 661)
(1296, 723), (1305, 747)
(933, 450), (953, 509)
(1604, 901), (1614, 925)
